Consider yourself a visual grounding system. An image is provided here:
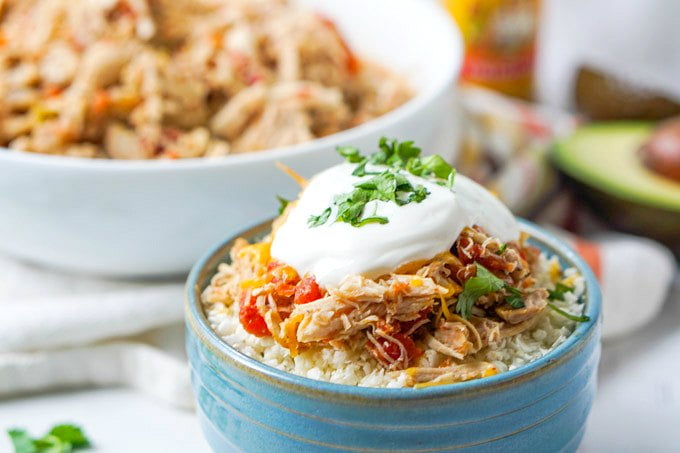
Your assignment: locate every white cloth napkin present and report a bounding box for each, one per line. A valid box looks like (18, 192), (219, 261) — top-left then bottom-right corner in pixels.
(0, 254), (193, 409)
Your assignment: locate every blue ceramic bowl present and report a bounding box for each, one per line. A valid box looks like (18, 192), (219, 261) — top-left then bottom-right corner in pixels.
(185, 219), (602, 452)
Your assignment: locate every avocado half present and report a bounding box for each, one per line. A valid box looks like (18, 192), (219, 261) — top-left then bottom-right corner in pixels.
(553, 122), (680, 257)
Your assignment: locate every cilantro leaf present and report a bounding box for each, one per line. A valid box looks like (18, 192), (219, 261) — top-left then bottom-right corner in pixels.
(419, 155), (455, 180)
(8, 429), (36, 453)
(547, 302), (590, 322)
(456, 264), (506, 319)
(337, 146), (363, 163)
(48, 426), (89, 449)
(496, 243), (508, 255)
(354, 216), (388, 227)
(307, 207), (331, 227)
(33, 435), (71, 453)
(456, 264), (525, 318)
(351, 160), (368, 176)
(504, 286), (525, 308)
(406, 185), (429, 204)
(548, 282), (573, 301)
(276, 195), (290, 215)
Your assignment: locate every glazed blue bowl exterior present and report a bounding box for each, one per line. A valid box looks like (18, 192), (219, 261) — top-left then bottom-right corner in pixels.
(185, 219), (602, 452)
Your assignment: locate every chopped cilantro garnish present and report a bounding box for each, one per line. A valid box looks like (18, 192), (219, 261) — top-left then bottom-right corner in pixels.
(504, 285), (526, 308)
(309, 138), (455, 228)
(345, 137), (456, 184)
(307, 207), (331, 227)
(276, 195), (290, 215)
(337, 146), (363, 163)
(455, 264), (524, 319)
(548, 282), (573, 301)
(8, 424), (91, 453)
(546, 283), (590, 322)
(547, 302), (590, 322)
(496, 243), (508, 255)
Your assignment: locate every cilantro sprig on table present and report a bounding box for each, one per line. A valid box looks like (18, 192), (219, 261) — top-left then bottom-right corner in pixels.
(8, 424), (91, 453)
(455, 264), (525, 319)
(309, 138), (456, 228)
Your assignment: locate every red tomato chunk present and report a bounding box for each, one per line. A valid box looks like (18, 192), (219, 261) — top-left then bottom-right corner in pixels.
(294, 277), (323, 305)
(238, 292), (270, 337)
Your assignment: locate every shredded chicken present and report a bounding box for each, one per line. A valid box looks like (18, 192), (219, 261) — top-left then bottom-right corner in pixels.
(405, 362), (498, 387)
(426, 322), (472, 359)
(0, 0), (411, 159)
(287, 274), (445, 343)
(496, 288), (549, 324)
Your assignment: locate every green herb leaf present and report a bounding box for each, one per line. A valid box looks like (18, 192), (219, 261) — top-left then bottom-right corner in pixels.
(337, 146), (364, 163)
(456, 264), (506, 319)
(496, 243), (508, 255)
(504, 286), (525, 308)
(48, 426), (89, 449)
(354, 216), (389, 227)
(33, 435), (71, 453)
(547, 302), (590, 322)
(548, 282), (573, 301)
(406, 185), (429, 203)
(307, 207), (331, 227)
(419, 155), (455, 180)
(351, 160), (368, 176)
(8, 429), (36, 453)
(456, 264), (525, 318)
(7, 424), (91, 453)
(276, 195), (290, 215)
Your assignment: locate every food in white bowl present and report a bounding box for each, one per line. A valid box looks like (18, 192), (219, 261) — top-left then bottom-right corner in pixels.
(202, 139), (590, 387)
(0, 0), (461, 276)
(0, 0), (411, 159)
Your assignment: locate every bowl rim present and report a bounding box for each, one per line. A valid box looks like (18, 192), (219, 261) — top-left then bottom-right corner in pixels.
(0, 0), (461, 172)
(185, 218), (602, 400)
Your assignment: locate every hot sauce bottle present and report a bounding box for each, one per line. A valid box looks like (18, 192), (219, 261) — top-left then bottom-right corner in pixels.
(443, 0), (540, 100)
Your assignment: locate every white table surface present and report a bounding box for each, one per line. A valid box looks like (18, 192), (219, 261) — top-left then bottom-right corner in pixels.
(1, 277), (678, 453)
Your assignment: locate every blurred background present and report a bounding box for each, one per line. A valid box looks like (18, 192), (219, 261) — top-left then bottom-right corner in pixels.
(0, 0), (678, 451)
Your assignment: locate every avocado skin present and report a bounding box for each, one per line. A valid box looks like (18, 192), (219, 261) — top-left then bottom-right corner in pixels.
(575, 67), (680, 121)
(559, 172), (680, 258)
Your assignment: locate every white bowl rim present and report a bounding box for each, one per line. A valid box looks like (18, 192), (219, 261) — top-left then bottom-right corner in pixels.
(0, 0), (461, 173)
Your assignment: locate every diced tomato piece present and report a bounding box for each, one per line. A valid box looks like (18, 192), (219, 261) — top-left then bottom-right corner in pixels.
(379, 337), (402, 362)
(267, 260), (282, 272)
(370, 333), (422, 365)
(294, 277), (323, 304)
(238, 292), (270, 337)
(274, 281), (297, 299)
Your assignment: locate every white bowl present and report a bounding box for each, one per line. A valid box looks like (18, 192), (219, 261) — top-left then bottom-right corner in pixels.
(0, 0), (462, 277)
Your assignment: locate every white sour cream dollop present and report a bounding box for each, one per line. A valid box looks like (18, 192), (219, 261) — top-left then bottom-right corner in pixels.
(270, 163), (519, 287)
